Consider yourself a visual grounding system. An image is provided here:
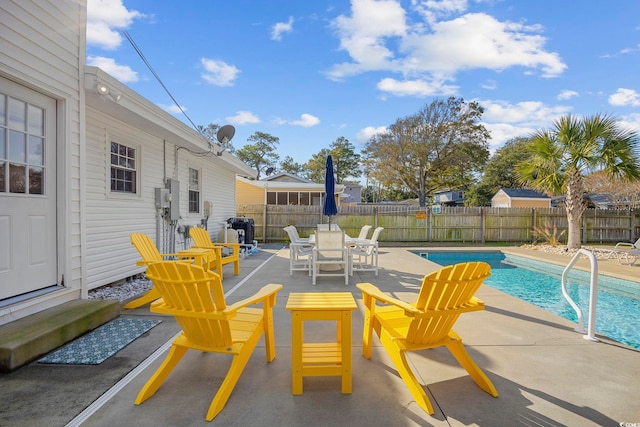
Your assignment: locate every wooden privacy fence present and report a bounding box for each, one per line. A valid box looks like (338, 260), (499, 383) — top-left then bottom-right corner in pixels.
(236, 204), (640, 245)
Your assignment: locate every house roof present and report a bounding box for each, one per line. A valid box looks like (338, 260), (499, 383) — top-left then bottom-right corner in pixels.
(261, 172), (312, 183)
(237, 175), (344, 194)
(84, 66), (255, 178)
(496, 188), (550, 199)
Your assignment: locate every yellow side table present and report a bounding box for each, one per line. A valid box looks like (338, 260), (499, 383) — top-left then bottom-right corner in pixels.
(285, 292), (358, 395)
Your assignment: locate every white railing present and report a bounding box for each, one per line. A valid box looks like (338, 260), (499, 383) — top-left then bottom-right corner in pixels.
(561, 249), (599, 342)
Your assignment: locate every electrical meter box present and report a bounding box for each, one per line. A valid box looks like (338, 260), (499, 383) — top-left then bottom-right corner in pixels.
(166, 178), (180, 220)
(155, 188), (170, 209)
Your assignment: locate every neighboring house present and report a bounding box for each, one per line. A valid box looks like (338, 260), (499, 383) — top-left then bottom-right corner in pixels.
(341, 182), (362, 205)
(236, 174), (345, 206)
(0, 1), (254, 325)
(491, 188), (551, 208)
(434, 189), (465, 206)
(552, 193), (625, 209)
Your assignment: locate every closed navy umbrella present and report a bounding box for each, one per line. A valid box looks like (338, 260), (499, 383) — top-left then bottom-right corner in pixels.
(323, 155), (338, 226)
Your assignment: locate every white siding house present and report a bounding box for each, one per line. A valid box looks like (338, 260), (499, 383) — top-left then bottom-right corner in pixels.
(0, 1), (253, 325)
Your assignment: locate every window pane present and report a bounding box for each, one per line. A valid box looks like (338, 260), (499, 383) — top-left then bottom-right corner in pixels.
(28, 104), (44, 136)
(289, 192), (299, 205)
(266, 192), (276, 204)
(0, 130), (5, 159)
(29, 135), (44, 165)
(29, 166), (43, 194)
(9, 130), (26, 162)
(8, 97), (25, 131)
(9, 163), (26, 193)
(277, 192), (287, 205)
(111, 142), (118, 155)
(189, 190), (199, 213)
(0, 94), (5, 126)
(300, 192), (310, 205)
(0, 162), (5, 192)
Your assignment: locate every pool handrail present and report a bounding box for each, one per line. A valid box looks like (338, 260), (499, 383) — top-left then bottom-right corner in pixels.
(561, 248), (599, 342)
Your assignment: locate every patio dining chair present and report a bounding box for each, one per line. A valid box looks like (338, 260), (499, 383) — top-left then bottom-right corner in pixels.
(284, 226), (312, 275)
(350, 226), (384, 275)
(190, 227), (241, 280)
(283, 224), (310, 244)
(312, 229), (349, 285)
(356, 261), (498, 414)
(134, 261), (282, 421)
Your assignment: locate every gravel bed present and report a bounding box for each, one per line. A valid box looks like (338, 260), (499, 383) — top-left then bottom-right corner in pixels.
(88, 274), (152, 302)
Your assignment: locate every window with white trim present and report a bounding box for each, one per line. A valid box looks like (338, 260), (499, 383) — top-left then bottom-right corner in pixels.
(188, 167), (200, 213)
(110, 141), (137, 193)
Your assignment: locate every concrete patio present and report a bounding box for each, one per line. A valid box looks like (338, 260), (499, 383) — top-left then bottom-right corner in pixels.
(1, 244), (639, 426)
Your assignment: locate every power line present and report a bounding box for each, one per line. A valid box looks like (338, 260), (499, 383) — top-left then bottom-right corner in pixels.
(121, 30), (202, 134)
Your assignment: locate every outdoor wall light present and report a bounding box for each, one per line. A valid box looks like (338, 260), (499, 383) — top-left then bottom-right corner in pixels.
(96, 82), (110, 95)
(96, 82), (122, 102)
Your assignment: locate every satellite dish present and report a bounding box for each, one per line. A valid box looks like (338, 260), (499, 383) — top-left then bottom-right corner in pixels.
(216, 125), (235, 144)
(265, 167), (274, 176)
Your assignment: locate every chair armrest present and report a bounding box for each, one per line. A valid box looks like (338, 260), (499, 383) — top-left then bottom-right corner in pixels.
(614, 242), (634, 249)
(224, 284), (283, 313)
(356, 283), (420, 316)
(136, 254), (191, 266)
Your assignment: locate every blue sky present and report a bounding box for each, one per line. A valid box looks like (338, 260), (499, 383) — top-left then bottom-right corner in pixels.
(86, 0), (640, 167)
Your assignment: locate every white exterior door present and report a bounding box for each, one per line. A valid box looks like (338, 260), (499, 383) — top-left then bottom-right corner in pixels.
(0, 77), (57, 300)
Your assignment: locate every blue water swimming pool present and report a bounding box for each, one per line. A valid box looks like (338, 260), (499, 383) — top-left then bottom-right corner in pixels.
(414, 250), (640, 350)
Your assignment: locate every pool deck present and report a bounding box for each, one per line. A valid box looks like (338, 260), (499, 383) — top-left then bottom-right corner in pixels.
(1, 245), (639, 426)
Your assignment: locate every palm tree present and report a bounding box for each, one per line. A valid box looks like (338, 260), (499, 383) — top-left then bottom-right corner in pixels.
(517, 114), (640, 249)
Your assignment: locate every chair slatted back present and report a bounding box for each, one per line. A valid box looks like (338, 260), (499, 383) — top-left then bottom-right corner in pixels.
(190, 227), (215, 247)
(408, 262), (491, 345)
(145, 261), (233, 348)
(131, 233), (163, 262)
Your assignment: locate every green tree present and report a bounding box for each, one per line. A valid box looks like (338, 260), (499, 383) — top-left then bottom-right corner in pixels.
(517, 114), (640, 248)
(304, 137), (362, 183)
(465, 137), (533, 206)
(235, 131), (280, 180)
(364, 97), (490, 207)
(196, 123), (235, 154)
(279, 156), (305, 178)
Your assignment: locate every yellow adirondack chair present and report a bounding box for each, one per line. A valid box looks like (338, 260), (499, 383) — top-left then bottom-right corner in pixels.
(126, 233), (217, 309)
(190, 227), (241, 280)
(134, 261), (283, 421)
(356, 261), (498, 414)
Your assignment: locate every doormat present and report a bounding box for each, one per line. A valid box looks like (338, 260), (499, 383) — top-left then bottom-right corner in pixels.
(38, 318), (161, 365)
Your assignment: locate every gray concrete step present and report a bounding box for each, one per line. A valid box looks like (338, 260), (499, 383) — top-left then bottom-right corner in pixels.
(0, 299), (120, 372)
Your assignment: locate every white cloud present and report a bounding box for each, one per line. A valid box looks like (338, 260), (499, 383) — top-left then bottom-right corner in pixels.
(377, 77), (458, 96)
(86, 0), (142, 50)
(479, 99), (574, 150)
(617, 113), (640, 133)
(86, 56), (138, 82)
(225, 111), (260, 125)
(356, 126), (388, 142)
(328, 0), (407, 79)
(480, 99), (572, 125)
(291, 113), (321, 127)
(271, 16), (294, 41)
(483, 122), (535, 152)
(481, 79), (497, 90)
(159, 104), (186, 115)
(200, 58), (240, 86)
(557, 90), (578, 100)
(609, 88), (640, 107)
(328, 2), (566, 93)
(273, 113), (320, 127)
